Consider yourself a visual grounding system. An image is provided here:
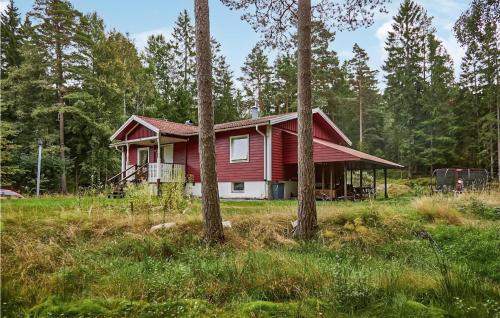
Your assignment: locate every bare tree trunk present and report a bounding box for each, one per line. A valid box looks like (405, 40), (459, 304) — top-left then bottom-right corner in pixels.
(194, 0), (224, 244)
(294, 0), (317, 239)
(56, 40), (67, 193)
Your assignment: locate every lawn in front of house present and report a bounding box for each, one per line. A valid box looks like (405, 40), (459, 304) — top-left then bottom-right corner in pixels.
(1, 187), (499, 317)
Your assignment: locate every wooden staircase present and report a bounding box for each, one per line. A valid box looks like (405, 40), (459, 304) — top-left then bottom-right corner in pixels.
(105, 163), (148, 198)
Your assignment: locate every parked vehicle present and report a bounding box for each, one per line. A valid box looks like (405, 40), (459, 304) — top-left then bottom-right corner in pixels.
(0, 189), (24, 199)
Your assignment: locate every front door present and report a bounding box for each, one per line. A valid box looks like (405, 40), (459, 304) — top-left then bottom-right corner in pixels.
(161, 144), (174, 163)
(137, 148), (149, 165)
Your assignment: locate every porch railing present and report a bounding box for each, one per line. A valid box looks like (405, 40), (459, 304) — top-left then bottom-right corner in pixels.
(148, 163), (185, 183)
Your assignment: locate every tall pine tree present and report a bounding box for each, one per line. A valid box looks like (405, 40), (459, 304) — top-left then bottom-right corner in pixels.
(169, 10), (197, 122)
(240, 44), (273, 115)
(0, 0), (23, 77)
(383, 0), (433, 176)
(347, 43), (381, 152)
(419, 35), (457, 173)
(455, 0), (499, 180)
(29, 0), (85, 192)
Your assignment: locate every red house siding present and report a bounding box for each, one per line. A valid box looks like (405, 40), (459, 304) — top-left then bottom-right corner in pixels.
(271, 128), (284, 181)
(173, 142), (187, 164)
(128, 146), (137, 165)
(127, 144), (155, 165)
(216, 128), (264, 182)
(275, 114), (347, 145)
(186, 138), (200, 182)
(282, 132), (358, 164)
(185, 128), (265, 182)
(127, 125), (155, 140)
(120, 114), (354, 182)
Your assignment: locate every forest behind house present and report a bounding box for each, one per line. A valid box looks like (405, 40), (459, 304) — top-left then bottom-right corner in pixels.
(1, 0), (498, 193)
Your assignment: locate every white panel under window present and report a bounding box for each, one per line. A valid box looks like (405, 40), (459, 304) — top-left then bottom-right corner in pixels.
(230, 136), (249, 162)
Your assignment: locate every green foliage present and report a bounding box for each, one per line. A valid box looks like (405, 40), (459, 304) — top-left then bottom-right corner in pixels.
(432, 225), (500, 282)
(346, 43), (384, 153)
(212, 40), (240, 123)
(454, 0), (499, 176)
(458, 197), (500, 220)
(125, 179), (189, 213)
(0, 0), (23, 75)
(2, 193), (499, 317)
(29, 297), (222, 318)
(383, 0), (438, 176)
(240, 43), (274, 115)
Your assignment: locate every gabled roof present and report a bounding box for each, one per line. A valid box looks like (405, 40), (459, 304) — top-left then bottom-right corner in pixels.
(109, 115), (160, 141)
(138, 116), (198, 135)
(270, 109), (352, 146)
(110, 109), (351, 145)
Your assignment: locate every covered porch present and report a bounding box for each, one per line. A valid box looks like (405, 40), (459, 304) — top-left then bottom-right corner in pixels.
(279, 130), (403, 200)
(109, 135), (187, 184)
(314, 161), (392, 200)
(283, 162), (396, 200)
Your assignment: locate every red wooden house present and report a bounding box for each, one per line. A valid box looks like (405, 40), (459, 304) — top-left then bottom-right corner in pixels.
(109, 108), (402, 199)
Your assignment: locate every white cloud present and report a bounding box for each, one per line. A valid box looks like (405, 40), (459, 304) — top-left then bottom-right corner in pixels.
(438, 35), (465, 79)
(337, 49), (352, 61)
(375, 20), (392, 42)
(375, 20), (393, 62)
(0, 0), (9, 13)
(131, 27), (171, 51)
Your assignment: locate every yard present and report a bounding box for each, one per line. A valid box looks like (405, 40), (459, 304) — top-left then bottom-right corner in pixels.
(1, 184), (499, 317)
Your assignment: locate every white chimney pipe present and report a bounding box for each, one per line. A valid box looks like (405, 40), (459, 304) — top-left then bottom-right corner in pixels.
(251, 106), (259, 119)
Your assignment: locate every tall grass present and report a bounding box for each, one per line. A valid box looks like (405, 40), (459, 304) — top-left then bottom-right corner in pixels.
(1, 191), (499, 317)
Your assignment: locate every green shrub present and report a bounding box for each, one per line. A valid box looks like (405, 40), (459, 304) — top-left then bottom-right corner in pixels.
(459, 197), (500, 220)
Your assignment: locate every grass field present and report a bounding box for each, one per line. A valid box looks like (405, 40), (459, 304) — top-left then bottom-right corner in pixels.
(1, 184), (499, 317)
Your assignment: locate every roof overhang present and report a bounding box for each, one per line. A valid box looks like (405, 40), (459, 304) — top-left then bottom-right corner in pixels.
(109, 115), (160, 141)
(313, 137), (403, 168)
(283, 129), (403, 169)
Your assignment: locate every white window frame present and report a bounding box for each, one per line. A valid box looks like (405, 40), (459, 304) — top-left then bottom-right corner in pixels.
(231, 182), (245, 193)
(229, 134), (250, 163)
(137, 147), (150, 165)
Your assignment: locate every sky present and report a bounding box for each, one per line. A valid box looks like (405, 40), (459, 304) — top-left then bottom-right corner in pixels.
(4, 0), (470, 88)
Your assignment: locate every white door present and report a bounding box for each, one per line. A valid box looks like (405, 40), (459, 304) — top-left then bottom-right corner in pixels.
(137, 148), (149, 165)
(161, 144), (174, 163)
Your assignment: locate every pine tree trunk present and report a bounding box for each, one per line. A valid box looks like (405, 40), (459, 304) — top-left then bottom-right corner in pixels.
(56, 39), (67, 193)
(497, 99), (499, 181)
(294, 0), (317, 239)
(358, 77), (363, 150)
(491, 102), (494, 178)
(194, 0), (224, 244)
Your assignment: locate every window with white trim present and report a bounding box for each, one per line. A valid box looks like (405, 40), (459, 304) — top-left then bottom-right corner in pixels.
(232, 182), (245, 192)
(230, 135), (249, 162)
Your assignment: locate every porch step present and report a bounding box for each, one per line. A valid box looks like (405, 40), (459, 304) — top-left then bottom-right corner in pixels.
(109, 187), (125, 199)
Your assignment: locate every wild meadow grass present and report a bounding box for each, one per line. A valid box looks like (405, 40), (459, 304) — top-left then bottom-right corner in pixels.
(1, 185), (499, 317)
